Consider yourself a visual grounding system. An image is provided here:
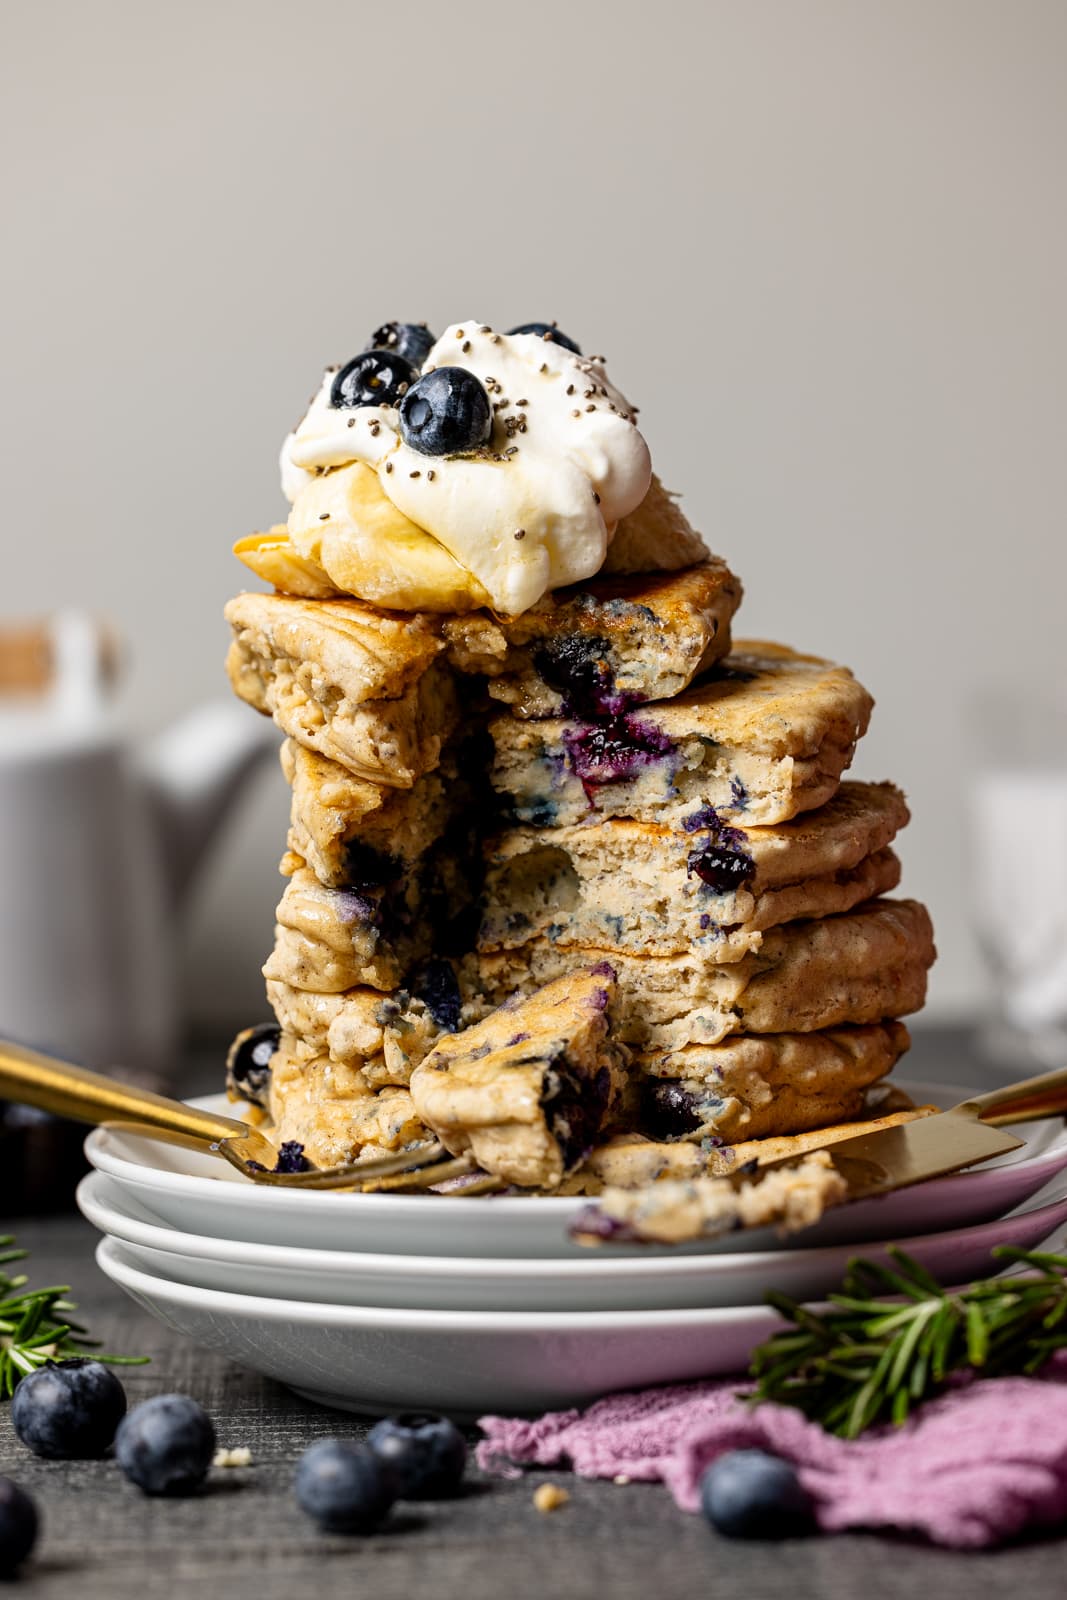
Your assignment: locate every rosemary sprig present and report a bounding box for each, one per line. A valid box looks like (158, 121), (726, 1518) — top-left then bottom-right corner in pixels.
(0, 1234), (148, 1400)
(749, 1244), (1067, 1439)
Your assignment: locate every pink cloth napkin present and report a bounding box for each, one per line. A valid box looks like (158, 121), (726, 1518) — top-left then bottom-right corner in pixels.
(478, 1361), (1067, 1547)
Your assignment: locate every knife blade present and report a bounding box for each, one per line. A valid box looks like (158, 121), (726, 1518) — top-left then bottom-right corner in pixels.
(738, 1097), (1024, 1204)
(572, 1068), (1067, 1246)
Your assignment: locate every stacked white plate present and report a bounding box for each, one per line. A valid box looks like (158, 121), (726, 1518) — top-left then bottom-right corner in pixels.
(81, 1083), (1067, 1416)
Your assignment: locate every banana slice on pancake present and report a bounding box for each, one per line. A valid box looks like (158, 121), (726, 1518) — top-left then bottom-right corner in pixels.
(287, 462), (491, 613)
(233, 528), (341, 599)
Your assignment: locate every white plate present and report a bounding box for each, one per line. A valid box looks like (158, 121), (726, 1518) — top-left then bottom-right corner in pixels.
(78, 1169), (1067, 1312)
(84, 1085), (1067, 1259)
(96, 1236), (793, 1414)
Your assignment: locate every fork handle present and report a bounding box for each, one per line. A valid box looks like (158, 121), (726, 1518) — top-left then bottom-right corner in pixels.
(961, 1064), (1067, 1127)
(0, 1038), (251, 1149)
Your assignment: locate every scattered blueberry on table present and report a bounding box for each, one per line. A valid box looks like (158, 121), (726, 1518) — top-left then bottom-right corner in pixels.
(700, 1449), (816, 1540)
(295, 1439), (398, 1533)
(115, 1394), (216, 1496)
(367, 1412), (468, 1498)
(0, 1477), (38, 1575)
(11, 1358), (127, 1460)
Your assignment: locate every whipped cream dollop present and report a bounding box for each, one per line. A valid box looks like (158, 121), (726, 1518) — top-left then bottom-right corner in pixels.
(280, 322), (652, 615)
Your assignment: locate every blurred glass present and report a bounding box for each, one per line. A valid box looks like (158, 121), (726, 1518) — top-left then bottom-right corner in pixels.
(969, 684), (1067, 1069)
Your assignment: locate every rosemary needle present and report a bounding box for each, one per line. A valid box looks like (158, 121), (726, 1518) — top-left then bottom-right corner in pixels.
(0, 1234), (147, 1400)
(748, 1244), (1067, 1439)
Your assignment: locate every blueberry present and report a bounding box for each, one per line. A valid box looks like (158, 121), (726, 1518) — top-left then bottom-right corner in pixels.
(12, 1358), (127, 1460)
(115, 1394), (216, 1496)
(561, 714), (673, 790)
(295, 1439), (398, 1533)
(225, 1022), (279, 1109)
(410, 958), (462, 1032)
(700, 1449), (815, 1539)
(686, 841), (755, 894)
(0, 1478), (38, 1574)
(331, 349), (417, 410)
(641, 1080), (705, 1140)
(274, 1140), (311, 1174)
(399, 368), (492, 456)
(366, 321), (436, 368)
(366, 1412), (467, 1498)
(507, 322), (582, 355)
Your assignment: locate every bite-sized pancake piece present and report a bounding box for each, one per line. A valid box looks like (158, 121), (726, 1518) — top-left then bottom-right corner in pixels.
(268, 1043), (430, 1168)
(443, 560), (741, 719)
(470, 898), (936, 1051)
(633, 1020), (911, 1143)
(479, 782), (907, 959)
(410, 966), (630, 1189)
(282, 738), (485, 891)
(488, 641), (873, 827)
(573, 1102), (932, 1193)
(233, 527), (342, 599)
(572, 1150), (850, 1244)
(264, 861), (474, 995)
(224, 591), (459, 786)
(266, 959), (463, 1087)
(600, 475), (710, 574)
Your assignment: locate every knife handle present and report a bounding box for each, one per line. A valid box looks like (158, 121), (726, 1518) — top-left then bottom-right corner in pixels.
(962, 1065), (1067, 1127)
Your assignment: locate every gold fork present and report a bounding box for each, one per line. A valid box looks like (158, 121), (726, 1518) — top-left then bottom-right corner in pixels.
(0, 1038), (491, 1192)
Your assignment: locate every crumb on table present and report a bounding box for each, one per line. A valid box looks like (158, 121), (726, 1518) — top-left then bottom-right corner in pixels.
(533, 1482), (571, 1513)
(213, 1446), (253, 1468)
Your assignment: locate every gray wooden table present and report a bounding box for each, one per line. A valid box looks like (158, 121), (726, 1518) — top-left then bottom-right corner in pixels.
(3, 1029), (1066, 1598)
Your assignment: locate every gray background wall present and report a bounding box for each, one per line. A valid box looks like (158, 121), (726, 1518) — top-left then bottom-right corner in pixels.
(3, 0), (1064, 1031)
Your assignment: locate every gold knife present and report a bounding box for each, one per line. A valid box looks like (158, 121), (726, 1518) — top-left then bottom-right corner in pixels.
(574, 1066), (1067, 1245)
(772, 1066), (1067, 1202)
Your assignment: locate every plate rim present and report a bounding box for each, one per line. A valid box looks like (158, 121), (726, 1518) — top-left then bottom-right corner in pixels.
(77, 1168), (1067, 1282)
(84, 1080), (1067, 1216)
(96, 1235), (789, 1330)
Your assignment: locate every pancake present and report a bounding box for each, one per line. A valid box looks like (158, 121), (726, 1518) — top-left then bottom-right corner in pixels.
(410, 966), (629, 1190)
(267, 1044), (429, 1168)
(470, 898), (935, 1051)
(443, 560), (741, 719)
(632, 1020), (911, 1143)
(478, 781), (907, 959)
(488, 640), (873, 828)
(600, 474), (710, 575)
(265, 965), (462, 1088)
(264, 861), (474, 996)
(225, 591), (459, 787)
(282, 737), (485, 890)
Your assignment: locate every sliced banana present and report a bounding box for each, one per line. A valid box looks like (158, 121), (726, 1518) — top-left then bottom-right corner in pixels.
(287, 462), (490, 614)
(233, 528), (341, 599)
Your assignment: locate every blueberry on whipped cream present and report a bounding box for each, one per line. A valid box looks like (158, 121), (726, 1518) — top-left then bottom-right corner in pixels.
(507, 321), (581, 354)
(331, 349), (417, 410)
(365, 320), (436, 366)
(399, 367), (492, 456)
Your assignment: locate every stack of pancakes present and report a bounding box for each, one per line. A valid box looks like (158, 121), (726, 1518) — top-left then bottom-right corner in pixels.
(224, 482), (935, 1188)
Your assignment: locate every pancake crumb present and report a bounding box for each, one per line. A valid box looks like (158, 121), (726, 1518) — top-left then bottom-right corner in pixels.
(533, 1483), (570, 1513)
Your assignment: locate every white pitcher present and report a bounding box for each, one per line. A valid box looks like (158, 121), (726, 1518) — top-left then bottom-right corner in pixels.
(0, 612), (276, 1075)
